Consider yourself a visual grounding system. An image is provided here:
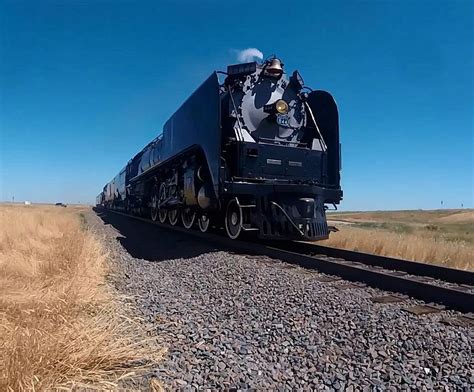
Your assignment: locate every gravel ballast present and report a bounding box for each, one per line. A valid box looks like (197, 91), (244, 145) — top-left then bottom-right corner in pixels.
(88, 209), (473, 390)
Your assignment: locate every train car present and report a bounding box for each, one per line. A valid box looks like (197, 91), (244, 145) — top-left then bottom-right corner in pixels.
(101, 56), (342, 240)
(96, 192), (104, 207)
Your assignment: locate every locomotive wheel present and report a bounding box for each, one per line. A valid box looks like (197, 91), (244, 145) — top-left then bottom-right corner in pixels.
(198, 214), (210, 233)
(168, 208), (179, 226)
(158, 183), (167, 224)
(181, 208), (195, 229)
(150, 187), (159, 221)
(225, 199), (242, 240)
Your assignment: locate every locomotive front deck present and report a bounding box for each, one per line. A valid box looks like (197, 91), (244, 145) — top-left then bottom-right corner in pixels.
(223, 181), (341, 240)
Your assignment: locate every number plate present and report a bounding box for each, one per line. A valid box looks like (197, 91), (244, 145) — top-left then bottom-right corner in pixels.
(276, 114), (290, 127)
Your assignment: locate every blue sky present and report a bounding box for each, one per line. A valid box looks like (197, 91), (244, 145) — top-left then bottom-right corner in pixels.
(1, 1), (472, 210)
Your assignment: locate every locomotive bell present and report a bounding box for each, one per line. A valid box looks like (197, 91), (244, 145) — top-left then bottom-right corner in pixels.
(265, 58), (283, 76)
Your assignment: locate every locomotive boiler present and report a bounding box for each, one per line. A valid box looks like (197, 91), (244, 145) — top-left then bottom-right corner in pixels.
(97, 56), (342, 240)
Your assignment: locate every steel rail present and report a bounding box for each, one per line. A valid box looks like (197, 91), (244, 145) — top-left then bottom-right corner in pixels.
(94, 208), (474, 313)
(268, 241), (473, 286)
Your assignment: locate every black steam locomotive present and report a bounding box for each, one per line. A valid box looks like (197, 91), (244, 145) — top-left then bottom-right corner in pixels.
(97, 57), (342, 240)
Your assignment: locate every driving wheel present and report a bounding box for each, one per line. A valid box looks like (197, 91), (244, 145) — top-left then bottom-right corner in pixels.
(168, 208), (179, 226)
(181, 207), (196, 229)
(158, 183), (167, 224)
(198, 214), (210, 232)
(150, 186), (159, 221)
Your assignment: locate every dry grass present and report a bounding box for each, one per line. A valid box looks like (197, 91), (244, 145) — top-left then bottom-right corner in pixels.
(324, 209), (473, 271)
(0, 205), (162, 391)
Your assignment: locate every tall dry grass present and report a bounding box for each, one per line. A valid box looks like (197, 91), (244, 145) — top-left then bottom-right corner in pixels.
(321, 226), (473, 271)
(0, 205), (161, 391)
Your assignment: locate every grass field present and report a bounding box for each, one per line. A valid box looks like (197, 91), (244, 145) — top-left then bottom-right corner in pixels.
(1, 205), (471, 389)
(0, 205), (161, 391)
(324, 209), (473, 271)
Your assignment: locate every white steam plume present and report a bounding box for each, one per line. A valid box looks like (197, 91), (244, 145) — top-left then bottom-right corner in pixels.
(237, 48), (264, 63)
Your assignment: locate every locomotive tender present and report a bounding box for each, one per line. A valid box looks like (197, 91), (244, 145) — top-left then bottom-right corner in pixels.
(97, 57), (342, 240)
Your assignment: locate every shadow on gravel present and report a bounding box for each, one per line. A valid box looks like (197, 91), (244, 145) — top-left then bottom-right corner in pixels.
(94, 208), (218, 262)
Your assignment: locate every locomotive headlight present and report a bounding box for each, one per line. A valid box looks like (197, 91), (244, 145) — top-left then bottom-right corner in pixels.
(275, 99), (289, 114)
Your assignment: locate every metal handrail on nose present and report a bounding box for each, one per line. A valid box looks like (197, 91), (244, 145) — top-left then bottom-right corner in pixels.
(270, 201), (306, 237)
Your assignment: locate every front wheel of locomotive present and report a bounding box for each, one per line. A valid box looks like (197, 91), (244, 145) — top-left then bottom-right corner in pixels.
(225, 199), (243, 240)
(168, 208), (179, 226)
(158, 183), (167, 224)
(198, 214), (210, 233)
(181, 207), (195, 229)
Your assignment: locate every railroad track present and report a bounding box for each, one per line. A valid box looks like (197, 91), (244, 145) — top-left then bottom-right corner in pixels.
(95, 208), (474, 314)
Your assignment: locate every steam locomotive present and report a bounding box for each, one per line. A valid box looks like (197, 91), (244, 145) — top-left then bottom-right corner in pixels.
(96, 57), (342, 240)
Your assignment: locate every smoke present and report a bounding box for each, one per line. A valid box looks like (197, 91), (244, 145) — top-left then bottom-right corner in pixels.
(236, 48), (264, 63)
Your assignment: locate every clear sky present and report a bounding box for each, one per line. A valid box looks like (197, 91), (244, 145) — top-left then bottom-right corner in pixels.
(1, 1), (472, 210)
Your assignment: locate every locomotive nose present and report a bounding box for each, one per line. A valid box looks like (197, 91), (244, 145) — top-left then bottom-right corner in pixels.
(296, 198), (315, 218)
